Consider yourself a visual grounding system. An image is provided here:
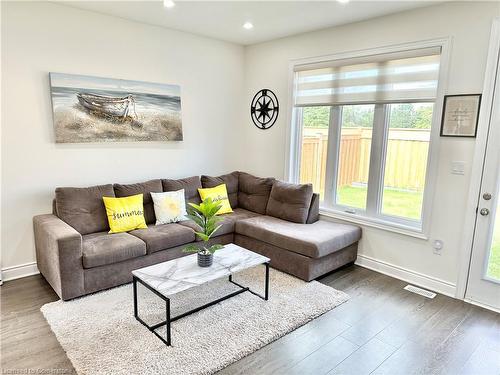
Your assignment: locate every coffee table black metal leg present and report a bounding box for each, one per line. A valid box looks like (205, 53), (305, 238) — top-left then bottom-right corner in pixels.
(265, 261), (270, 300)
(228, 262), (270, 300)
(166, 298), (171, 346)
(134, 275), (172, 346)
(133, 276), (138, 318)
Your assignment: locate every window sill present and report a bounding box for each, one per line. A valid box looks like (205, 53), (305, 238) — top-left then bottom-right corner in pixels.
(319, 207), (429, 240)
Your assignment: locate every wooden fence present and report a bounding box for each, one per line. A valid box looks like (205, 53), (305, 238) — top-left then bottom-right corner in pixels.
(300, 127), (430, 195)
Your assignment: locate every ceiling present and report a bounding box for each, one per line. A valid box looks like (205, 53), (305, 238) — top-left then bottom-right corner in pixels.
(63, 1), (439, 46)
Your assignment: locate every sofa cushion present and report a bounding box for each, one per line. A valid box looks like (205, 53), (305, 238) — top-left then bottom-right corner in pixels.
(179, 208), (261, 240)
(129, 223), (195, 253)
(201, 172), (239, 208)
(238, 172), (275, 214)
(162, 176), (202, 205)
(55, 184), (115, 235)
(306, 193), (320, 224)
(114, 179), (162, 225)
(266, 181), (313, 224)
(82, 232), (146, 269)
(235, 216), (361, 258)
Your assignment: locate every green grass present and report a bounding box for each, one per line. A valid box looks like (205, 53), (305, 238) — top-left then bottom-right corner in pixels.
(337, 185), (423, 220)
(487, 242), (500, 280)
(336, 186), (368, 210)
(337, 185), (500, 280)
(486, 206), (500, 280)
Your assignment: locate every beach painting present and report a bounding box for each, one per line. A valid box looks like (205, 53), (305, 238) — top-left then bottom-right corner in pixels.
(49, 73), (182, 143)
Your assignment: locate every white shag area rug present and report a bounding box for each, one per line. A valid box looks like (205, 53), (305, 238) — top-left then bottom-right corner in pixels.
(41, 266), (349, 375)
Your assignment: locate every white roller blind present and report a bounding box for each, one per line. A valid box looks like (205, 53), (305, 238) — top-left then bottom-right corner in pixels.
(294, 47), (441, 107)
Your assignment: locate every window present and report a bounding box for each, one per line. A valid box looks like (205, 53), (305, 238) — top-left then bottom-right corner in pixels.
(381, 103), (432, 221)
(291, 45), (443, 232)
(299, 106), (330, 198)
(336, 104), (374, 210)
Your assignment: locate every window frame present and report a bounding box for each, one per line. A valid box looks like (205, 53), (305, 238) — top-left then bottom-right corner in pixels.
(285, 39), (451, 238)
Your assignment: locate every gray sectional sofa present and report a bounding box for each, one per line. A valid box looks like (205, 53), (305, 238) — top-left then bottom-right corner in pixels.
(34, 171), (361, 300)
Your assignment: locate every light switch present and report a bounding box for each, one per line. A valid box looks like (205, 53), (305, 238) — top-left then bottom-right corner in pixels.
(451, 161), (465, 175)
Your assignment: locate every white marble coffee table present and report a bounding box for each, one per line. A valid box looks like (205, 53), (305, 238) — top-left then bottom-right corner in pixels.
(132, 243), (270, 346)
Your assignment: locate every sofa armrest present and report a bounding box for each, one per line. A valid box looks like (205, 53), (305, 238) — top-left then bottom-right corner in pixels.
(306, 193), (320, 224)
(33, 214), (84, 300)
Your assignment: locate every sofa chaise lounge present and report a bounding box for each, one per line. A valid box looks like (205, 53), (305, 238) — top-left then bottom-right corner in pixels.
(34, 171), (361, 300)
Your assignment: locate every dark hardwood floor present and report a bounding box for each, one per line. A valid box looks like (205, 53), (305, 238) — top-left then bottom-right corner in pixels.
(1, 265), (499, 374)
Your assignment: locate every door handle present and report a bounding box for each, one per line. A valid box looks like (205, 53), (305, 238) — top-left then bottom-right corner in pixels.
(483, 192), (492, 200)
(480, 208), (490, 216)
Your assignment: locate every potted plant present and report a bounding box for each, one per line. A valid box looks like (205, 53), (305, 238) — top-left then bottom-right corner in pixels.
(183, 197), (225, 267)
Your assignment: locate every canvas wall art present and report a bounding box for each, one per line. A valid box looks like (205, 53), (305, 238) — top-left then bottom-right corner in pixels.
(49, 73), (182, 143)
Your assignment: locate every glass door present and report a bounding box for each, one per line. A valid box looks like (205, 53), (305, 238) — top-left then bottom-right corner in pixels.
(466, 50), (500, 310)
(486, 197), (500, 281)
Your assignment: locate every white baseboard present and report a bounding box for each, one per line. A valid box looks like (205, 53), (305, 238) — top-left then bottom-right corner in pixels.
(355, 254), (457, 298)
(464, 298), (500, 314)
(1, 262), (40, 282)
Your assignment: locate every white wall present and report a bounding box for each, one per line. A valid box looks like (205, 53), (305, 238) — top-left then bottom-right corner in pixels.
(1, 2), (245, 272)
(240, 1), (500, 295)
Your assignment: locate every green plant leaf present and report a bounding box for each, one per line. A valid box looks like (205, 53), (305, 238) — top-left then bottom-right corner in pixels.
(194, 232), (210, 242)
(186, 206), (203, 218)
(208, 244), (224, 254)
(210, 215), (222, 223)
(185, 197), (226, 242)
(185, 213), (203, 228)
(207, 205), (221, 217)
(188, 202), (202, 212)
(205, 217), (220, 234)
(208, 224), (223, 237)
(183, 244), (200, 253)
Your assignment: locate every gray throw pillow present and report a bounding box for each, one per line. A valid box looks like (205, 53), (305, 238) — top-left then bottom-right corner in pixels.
(266, 181), (313, 223)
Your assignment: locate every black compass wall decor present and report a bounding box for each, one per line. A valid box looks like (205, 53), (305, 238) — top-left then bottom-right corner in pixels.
(250, 89), (279, 130)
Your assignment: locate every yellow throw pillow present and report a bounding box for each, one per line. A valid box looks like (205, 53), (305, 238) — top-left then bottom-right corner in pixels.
(103, 194), (147, 233)
(198, 184), (233, 215)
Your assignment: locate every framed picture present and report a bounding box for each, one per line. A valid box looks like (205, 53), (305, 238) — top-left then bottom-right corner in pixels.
(49, 73), (183, 143)
(440, 94), (481, 137)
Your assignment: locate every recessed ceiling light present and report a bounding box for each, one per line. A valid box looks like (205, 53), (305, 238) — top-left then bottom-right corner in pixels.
(243, 22), (254, 30)
(163, 0), (175, 8)
(337, 0), (350, 3)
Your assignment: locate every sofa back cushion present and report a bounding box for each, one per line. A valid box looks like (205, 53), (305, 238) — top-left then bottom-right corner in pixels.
(266, 181), (313, 223)
(114, 179), (162, 225)
(162, 176), (202, 205)
(55, 184), (115, 234)
(201, 172), (239, 208)
(307, 193), (320, 224)
(238, 172), (275, 214)
(52, 198), (58, 216)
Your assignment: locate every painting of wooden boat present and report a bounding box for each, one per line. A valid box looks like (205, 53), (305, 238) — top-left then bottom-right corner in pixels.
(76, 92), (137, 119)
(49, 72), (182, 143)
